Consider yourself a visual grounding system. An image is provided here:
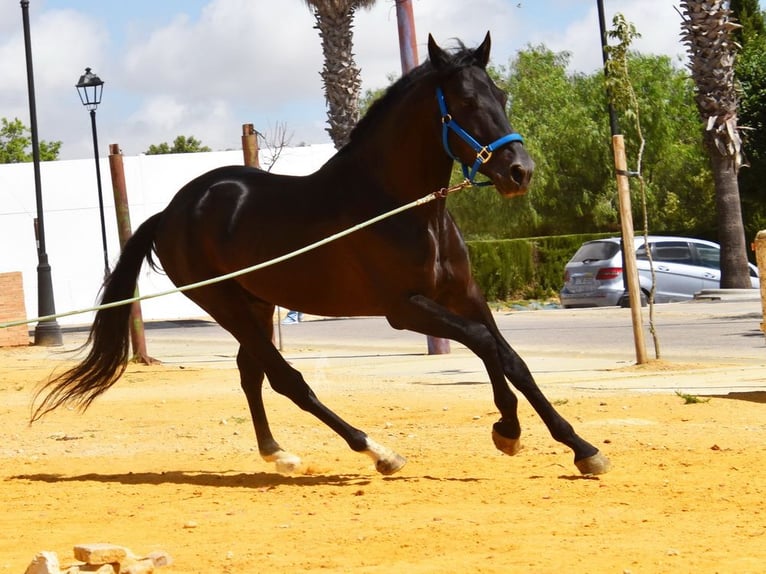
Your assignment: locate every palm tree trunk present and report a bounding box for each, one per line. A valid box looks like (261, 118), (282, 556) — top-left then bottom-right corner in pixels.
(709, 147), (751, 287)
(680, 0), (751, 288)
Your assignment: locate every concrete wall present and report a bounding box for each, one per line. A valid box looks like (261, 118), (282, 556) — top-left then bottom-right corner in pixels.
(0, 144), (335, 326)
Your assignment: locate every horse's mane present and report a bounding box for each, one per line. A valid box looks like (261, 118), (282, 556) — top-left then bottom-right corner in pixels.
(348, 40), (480, 143)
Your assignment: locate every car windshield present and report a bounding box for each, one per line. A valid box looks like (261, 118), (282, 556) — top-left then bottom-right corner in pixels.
(571, 241), (620, 263)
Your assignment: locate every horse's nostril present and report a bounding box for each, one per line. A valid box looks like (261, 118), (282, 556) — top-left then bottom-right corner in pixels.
(510, 164), (527, 186)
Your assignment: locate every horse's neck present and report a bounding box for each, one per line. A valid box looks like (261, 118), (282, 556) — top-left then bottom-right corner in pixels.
(337, 89), (454, 201)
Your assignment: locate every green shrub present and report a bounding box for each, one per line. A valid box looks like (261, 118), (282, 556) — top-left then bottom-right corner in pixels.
(466, 232), (613, 300)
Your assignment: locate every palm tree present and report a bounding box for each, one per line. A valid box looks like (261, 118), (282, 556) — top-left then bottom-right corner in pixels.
(303, 0), (377, 149)
(679, 0), (751, 288)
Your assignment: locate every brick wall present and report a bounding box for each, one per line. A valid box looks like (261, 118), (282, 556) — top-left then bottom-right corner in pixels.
(0, 272), (29, 347)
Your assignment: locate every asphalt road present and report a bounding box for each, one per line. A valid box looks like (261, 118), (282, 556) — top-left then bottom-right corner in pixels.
(136, 298), (762, 359)
(52, 296), (766, 397)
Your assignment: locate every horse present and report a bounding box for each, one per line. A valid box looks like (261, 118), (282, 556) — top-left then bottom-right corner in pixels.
(33, 33), (610, 477)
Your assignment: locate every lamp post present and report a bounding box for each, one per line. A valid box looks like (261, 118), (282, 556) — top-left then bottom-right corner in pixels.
(76, 67), (110, 279)
(20, 0), (62, 346)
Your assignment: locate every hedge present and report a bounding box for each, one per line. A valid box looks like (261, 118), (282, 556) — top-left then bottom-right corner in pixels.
(466, 232), (613, 300)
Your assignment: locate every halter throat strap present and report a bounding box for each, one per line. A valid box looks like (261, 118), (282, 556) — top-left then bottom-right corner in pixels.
(436, 87), (524, 186)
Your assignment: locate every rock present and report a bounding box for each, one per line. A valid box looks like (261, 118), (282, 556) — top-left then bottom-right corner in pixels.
(118, 558), (154, 574)
(78, 564), (117, 573)
(24, 551), (61, 574)
(73, 544), (129, 565)
(144, 551), (173, 568)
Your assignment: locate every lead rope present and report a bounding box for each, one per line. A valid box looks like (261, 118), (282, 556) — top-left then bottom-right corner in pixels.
(0, 179), (472, 329)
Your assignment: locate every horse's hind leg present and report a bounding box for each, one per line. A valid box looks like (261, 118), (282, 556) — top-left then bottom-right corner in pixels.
(253, 346), (406, 475)
(237, 346), (301, 473)
(194, 285), (405, 475)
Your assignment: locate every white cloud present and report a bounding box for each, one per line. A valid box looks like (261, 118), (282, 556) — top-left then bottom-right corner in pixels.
(353, 0), (525, 90)
(121, 0), (323, 106)
(545, 1), (688, 73)
(2, 0), (707, 160)
(120, 96), (236, 154)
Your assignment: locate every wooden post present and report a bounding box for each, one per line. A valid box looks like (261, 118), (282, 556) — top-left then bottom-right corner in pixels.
(612, 135), (647, 364)
(753, 230), (766, 339)
(242, 123), (260, 169)
(241, 124), (281, 348)
(108, 143), (158, 365)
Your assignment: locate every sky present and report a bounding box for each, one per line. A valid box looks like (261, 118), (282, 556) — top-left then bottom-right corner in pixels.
(1, 0), (759, 160)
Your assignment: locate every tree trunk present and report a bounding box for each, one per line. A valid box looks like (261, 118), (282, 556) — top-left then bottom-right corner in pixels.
(708, 145), (751, 287)
(312, 8), (361, 149)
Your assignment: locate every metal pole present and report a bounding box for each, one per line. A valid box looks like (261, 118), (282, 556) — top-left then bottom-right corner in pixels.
(394, 0), (448, 355)
(597, 0), (620, 137)
(395, 0), (419, 72)
(89, 108), (109, 278)
(20, 0), (62, 346)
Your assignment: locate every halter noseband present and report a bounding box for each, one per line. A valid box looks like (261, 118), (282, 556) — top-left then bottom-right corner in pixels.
(436, 87), (524, 186)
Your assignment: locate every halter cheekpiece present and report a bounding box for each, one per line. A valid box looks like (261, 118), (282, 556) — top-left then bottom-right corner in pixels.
(436, 87), (524, 186)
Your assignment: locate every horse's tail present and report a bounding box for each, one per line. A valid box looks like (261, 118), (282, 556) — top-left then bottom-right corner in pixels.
(31, 212), (164, 422)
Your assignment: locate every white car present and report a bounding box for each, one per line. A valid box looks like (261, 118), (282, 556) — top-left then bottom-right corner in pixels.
(560, 236), (759, 308)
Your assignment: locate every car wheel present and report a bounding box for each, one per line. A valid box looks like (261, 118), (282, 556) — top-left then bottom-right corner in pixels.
(618, 291), (648, 308)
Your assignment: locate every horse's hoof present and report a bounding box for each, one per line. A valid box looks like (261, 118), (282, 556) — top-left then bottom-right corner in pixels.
(492, 428), (522, 456)
(376, 453), (407, 476)
(264, 450), (302, 474)
(575, 451), (611, 475)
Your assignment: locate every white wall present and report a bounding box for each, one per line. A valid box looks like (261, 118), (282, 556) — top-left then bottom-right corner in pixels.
(0, 144), (335, 326)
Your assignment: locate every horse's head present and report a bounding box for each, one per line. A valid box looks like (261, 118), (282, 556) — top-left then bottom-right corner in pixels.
(429, 32), (534, 198)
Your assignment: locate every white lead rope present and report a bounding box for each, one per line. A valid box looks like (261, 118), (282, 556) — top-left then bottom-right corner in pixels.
(0, 180), (471, 330)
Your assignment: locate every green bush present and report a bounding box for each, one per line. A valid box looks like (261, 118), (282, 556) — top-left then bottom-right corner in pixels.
(466, 233), (612, 300)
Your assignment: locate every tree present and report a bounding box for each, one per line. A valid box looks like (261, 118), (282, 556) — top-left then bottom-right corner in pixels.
(731, 0), (766, 238)
(679, 0), (751, 288)
(444, 45), (713, 242)
(0, 117), (61, 163)
(730, 0), (765, 41)
(302, 0), (377, 149)
(145, 135), (211, 155)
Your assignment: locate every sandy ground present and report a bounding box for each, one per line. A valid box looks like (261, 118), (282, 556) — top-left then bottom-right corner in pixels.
(2, 343), (765, 574)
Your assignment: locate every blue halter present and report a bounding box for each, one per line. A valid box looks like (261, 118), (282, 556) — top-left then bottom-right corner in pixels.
(436, 87), (524, 186)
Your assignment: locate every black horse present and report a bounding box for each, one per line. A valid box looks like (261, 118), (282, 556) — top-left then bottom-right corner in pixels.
(34, 33), (610, 476)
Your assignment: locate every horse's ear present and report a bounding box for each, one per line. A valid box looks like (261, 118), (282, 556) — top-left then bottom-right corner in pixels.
(428, 34), (449, 69)
(475, 31), (491, 68)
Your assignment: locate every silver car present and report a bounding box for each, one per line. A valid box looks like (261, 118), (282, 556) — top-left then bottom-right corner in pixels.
(559, 236), (759, 308)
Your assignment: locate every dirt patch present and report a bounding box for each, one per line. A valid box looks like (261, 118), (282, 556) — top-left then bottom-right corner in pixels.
(1, 347), (765, 573)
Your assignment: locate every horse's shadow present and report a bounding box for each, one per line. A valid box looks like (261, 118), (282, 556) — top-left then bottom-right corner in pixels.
(11, 470), (485, 488)
(11, 470), (372, 489)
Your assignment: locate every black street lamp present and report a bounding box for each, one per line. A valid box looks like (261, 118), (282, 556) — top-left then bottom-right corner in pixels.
(76, 67), (110, 279)
(20, 0), (62, 346)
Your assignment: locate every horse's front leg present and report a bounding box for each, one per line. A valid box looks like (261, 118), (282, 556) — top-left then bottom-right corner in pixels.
(389, 295), (525, 455)
(393, 294), (609, 475)
(494, 340), (611, 475)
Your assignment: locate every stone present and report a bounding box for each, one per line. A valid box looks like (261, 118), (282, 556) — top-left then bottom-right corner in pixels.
(73, 545), (128, 566)
(78, 564), (117, 574)
(118, 558), (154, 574)
(24, 551), (61, 574)
(144, 551), (173, 568)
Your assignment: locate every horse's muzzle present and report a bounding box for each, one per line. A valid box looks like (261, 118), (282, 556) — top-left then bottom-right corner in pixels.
(490, 151), (535, 197)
